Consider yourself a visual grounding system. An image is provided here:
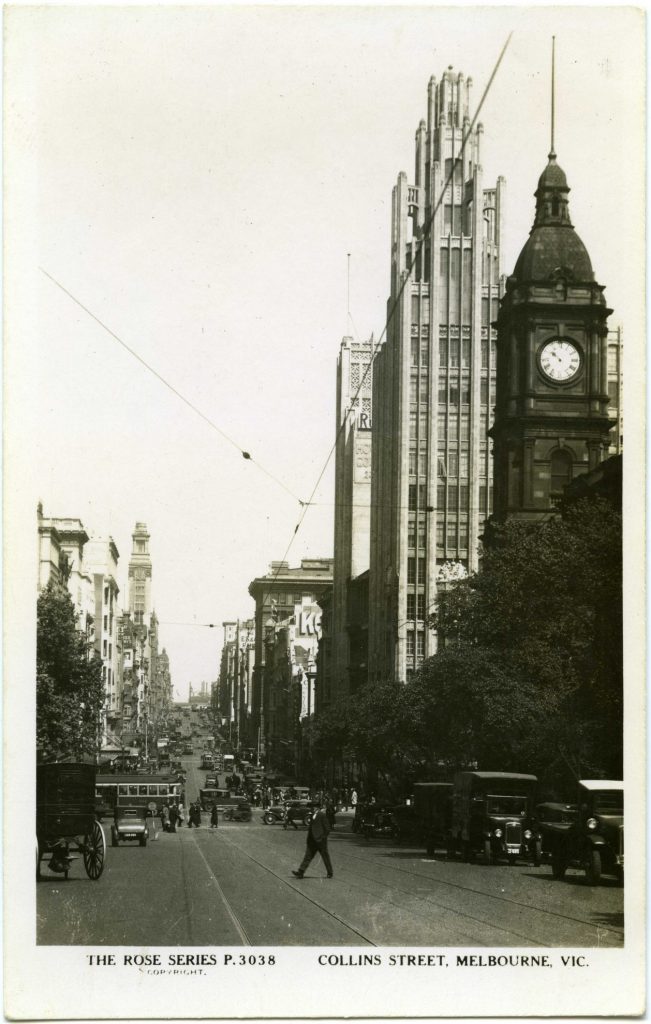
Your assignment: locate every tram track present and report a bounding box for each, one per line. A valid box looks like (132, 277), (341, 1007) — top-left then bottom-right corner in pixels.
(329, 838), (624, 940)
(211, 829), (379, 946)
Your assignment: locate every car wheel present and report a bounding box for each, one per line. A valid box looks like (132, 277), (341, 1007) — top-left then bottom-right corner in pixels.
(483, 839), (492, 865)
(585, 848), (602, 885)
(140, 835), (148, 847)
(111, 828), (118, 847)
(507, 854), (517, 866)
(533, 839), (542, 867)
(551, 852), (567, 879)
(263, 813), (274, 825)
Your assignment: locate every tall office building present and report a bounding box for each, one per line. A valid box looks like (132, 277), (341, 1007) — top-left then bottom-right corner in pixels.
(328, 335), (373, 706)
(369, 68), (505, 683)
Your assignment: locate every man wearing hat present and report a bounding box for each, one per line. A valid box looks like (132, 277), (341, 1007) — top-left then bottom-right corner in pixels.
(292, 797), (333, 879)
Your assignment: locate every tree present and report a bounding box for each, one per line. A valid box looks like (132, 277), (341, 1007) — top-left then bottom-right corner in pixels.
(37, 579), (105, 761)
(422, 497), (622, 792)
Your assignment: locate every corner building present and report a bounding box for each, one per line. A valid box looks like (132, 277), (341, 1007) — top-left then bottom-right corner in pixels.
(369, 69), (505, 683)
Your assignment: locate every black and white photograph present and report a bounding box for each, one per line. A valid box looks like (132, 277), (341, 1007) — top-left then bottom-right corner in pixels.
(4, 4), (645, 1019)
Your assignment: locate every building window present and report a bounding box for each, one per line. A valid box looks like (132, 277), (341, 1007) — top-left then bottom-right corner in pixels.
(437, 483), (446, 509)
(608, 348), (619, 373)
(419, 451), (428, 476)
(104, 586), (109, 605)
(550, 449), (573, 502)
(448, 418), (458, 441)
(407, 593), (415, 620)
(439, 336), (448, 367)
(437, 521), (445, 547)
(421, 339), (429, 366)
(480, 378), (488, 403)
(408, 521), (416, 549)
(406, 632), (415, 658)
(418, 557), (426, 583)
(447, 452), (459, 476)
(408, 558), (416, 584)
(410, 411), (417, 438)
(449, 382), (459, 406)
(459, 483), (469, 507)
(419, 378), (429, 404)
(438, 381), (447, 405)
(419, 483), (427, 508)
(449, 337), (459, 368)
(418, 520), (427, 549)
(460, 416), (470, 441)
(447, 522), (457, 546)
(103, 640), (107, 657)
(416, 632), (425, 659)
(411, 338), (419, 366)
(419, 412), (428, 439)
(410, 378), (418, 404)
(459, 452), (469, 478)
(409, 450), (417, 476)
(417, 593), (426, 620)
(461, 378), (470, 405)
(409, 484), (417, 510)
(103, 615), (108, 631)
(459, 521), (469, 548)
(608, 382), (618, 405)
(461, 336), (470, 368)
(481, 338), (489, 368)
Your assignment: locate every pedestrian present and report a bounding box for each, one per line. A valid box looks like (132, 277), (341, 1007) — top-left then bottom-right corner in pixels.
(192, 802), (202, 828)
(292, 798), (333, 879)
(169, 802), (178, 833)
(161, 802), (170, 833)
(210, 802), (219, 828)
(177, 802), (185, 827)
(342, 788), (350, 812)
(187, 801), (196, 827)
(351, 788), (358, 810)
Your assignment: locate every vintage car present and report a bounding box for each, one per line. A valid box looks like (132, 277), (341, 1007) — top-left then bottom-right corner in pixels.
(355, 802), (398, 840)
(262, 800), (313, 827)
(448, 772), (541, 865)
(543, 780), (623, 885)
(535, 801), (577, 858)
(205, 773), (219, 789)
(222, 799), (252, 822)
(111, 806), (149, 847)
(412, 782), (454, 854)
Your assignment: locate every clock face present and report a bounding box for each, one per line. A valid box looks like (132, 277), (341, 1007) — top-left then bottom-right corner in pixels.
(539, 338), (581, 382)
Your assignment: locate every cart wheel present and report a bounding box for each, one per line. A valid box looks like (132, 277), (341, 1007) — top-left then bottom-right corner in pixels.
(585, 848), (601, 885)
(83, 820), (106, 880)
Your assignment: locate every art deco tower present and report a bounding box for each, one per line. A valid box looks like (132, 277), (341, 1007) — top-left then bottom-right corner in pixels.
(369, 69), (505, 683)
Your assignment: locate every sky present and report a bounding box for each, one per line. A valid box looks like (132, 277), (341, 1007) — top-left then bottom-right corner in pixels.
(6, 5), (644, 700)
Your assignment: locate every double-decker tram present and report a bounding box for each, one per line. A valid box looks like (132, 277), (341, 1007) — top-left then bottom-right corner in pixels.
(95, 774), (182, 818)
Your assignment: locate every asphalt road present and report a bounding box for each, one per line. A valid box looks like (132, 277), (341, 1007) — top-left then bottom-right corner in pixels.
(37, 755), (624, 947)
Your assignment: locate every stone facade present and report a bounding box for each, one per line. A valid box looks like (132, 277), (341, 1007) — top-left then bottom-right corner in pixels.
(369, 69), (505, 683)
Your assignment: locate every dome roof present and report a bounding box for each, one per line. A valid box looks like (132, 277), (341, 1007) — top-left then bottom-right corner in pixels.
(513, 224), (593, 282)
(537, 152), (568, 191)
(512, 152), (594, 283)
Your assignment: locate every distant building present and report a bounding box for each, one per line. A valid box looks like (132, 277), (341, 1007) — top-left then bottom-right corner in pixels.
(327, 336), (373, 706)
(84, 535), (121, 743)
(37, 505), (93, 634)
(248, 558), (333, 758)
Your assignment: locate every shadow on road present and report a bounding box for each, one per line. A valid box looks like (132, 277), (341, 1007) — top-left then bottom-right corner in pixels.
(590, 910), (624, 929)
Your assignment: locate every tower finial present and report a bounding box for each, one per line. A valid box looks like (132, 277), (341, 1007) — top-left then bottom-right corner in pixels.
(550, 36), (556, 158)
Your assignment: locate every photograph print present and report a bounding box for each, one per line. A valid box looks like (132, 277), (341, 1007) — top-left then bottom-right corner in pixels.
(4, 4), (644, 1020)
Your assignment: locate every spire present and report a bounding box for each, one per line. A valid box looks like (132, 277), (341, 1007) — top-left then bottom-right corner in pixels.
(550, 35), (556, 159)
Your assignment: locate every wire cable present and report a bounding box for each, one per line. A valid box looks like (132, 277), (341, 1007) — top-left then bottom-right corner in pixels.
(39, 267), (304, 506)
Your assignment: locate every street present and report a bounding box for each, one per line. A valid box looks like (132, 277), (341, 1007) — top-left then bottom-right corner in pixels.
(37, 756), (623, 948)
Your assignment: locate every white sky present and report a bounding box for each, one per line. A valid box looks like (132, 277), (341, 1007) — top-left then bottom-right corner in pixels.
(6, 6), (644, 700)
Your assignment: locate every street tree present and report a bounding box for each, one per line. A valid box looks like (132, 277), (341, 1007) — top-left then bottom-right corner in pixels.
(36, 578), (105, 761)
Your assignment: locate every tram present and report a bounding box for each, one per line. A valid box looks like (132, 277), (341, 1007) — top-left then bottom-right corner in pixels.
(95, 774), (182, 818)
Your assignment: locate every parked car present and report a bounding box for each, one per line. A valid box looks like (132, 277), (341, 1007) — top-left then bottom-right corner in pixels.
(413, 782), (454, 854)
(262, 800), (313, 827)
(111, 806), (149, 847)
(356, 802), (398, 840)
(542, 780), (623, 885)
(535, 801), (577, 859)
(448, 771), (541, 865)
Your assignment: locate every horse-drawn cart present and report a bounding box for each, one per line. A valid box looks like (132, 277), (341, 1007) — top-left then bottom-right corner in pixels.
(36, 762), (106, 881)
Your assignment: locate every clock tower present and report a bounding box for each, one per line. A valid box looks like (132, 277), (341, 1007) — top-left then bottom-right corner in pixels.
(490, 148), (614, 522)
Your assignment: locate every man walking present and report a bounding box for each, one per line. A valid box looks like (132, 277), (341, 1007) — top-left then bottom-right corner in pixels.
(292, 798), (333, 879)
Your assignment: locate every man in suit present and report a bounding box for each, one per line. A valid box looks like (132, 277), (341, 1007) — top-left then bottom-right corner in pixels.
(292, 798), (333, 879)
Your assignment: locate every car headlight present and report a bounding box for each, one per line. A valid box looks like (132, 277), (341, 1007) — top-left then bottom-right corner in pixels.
(524, 829), (532, 839)
(587, 818), (598, 830)
(493, 828), (503, 838)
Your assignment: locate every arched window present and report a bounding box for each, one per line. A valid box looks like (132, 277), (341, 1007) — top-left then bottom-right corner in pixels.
(550, 449), (572, 504)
